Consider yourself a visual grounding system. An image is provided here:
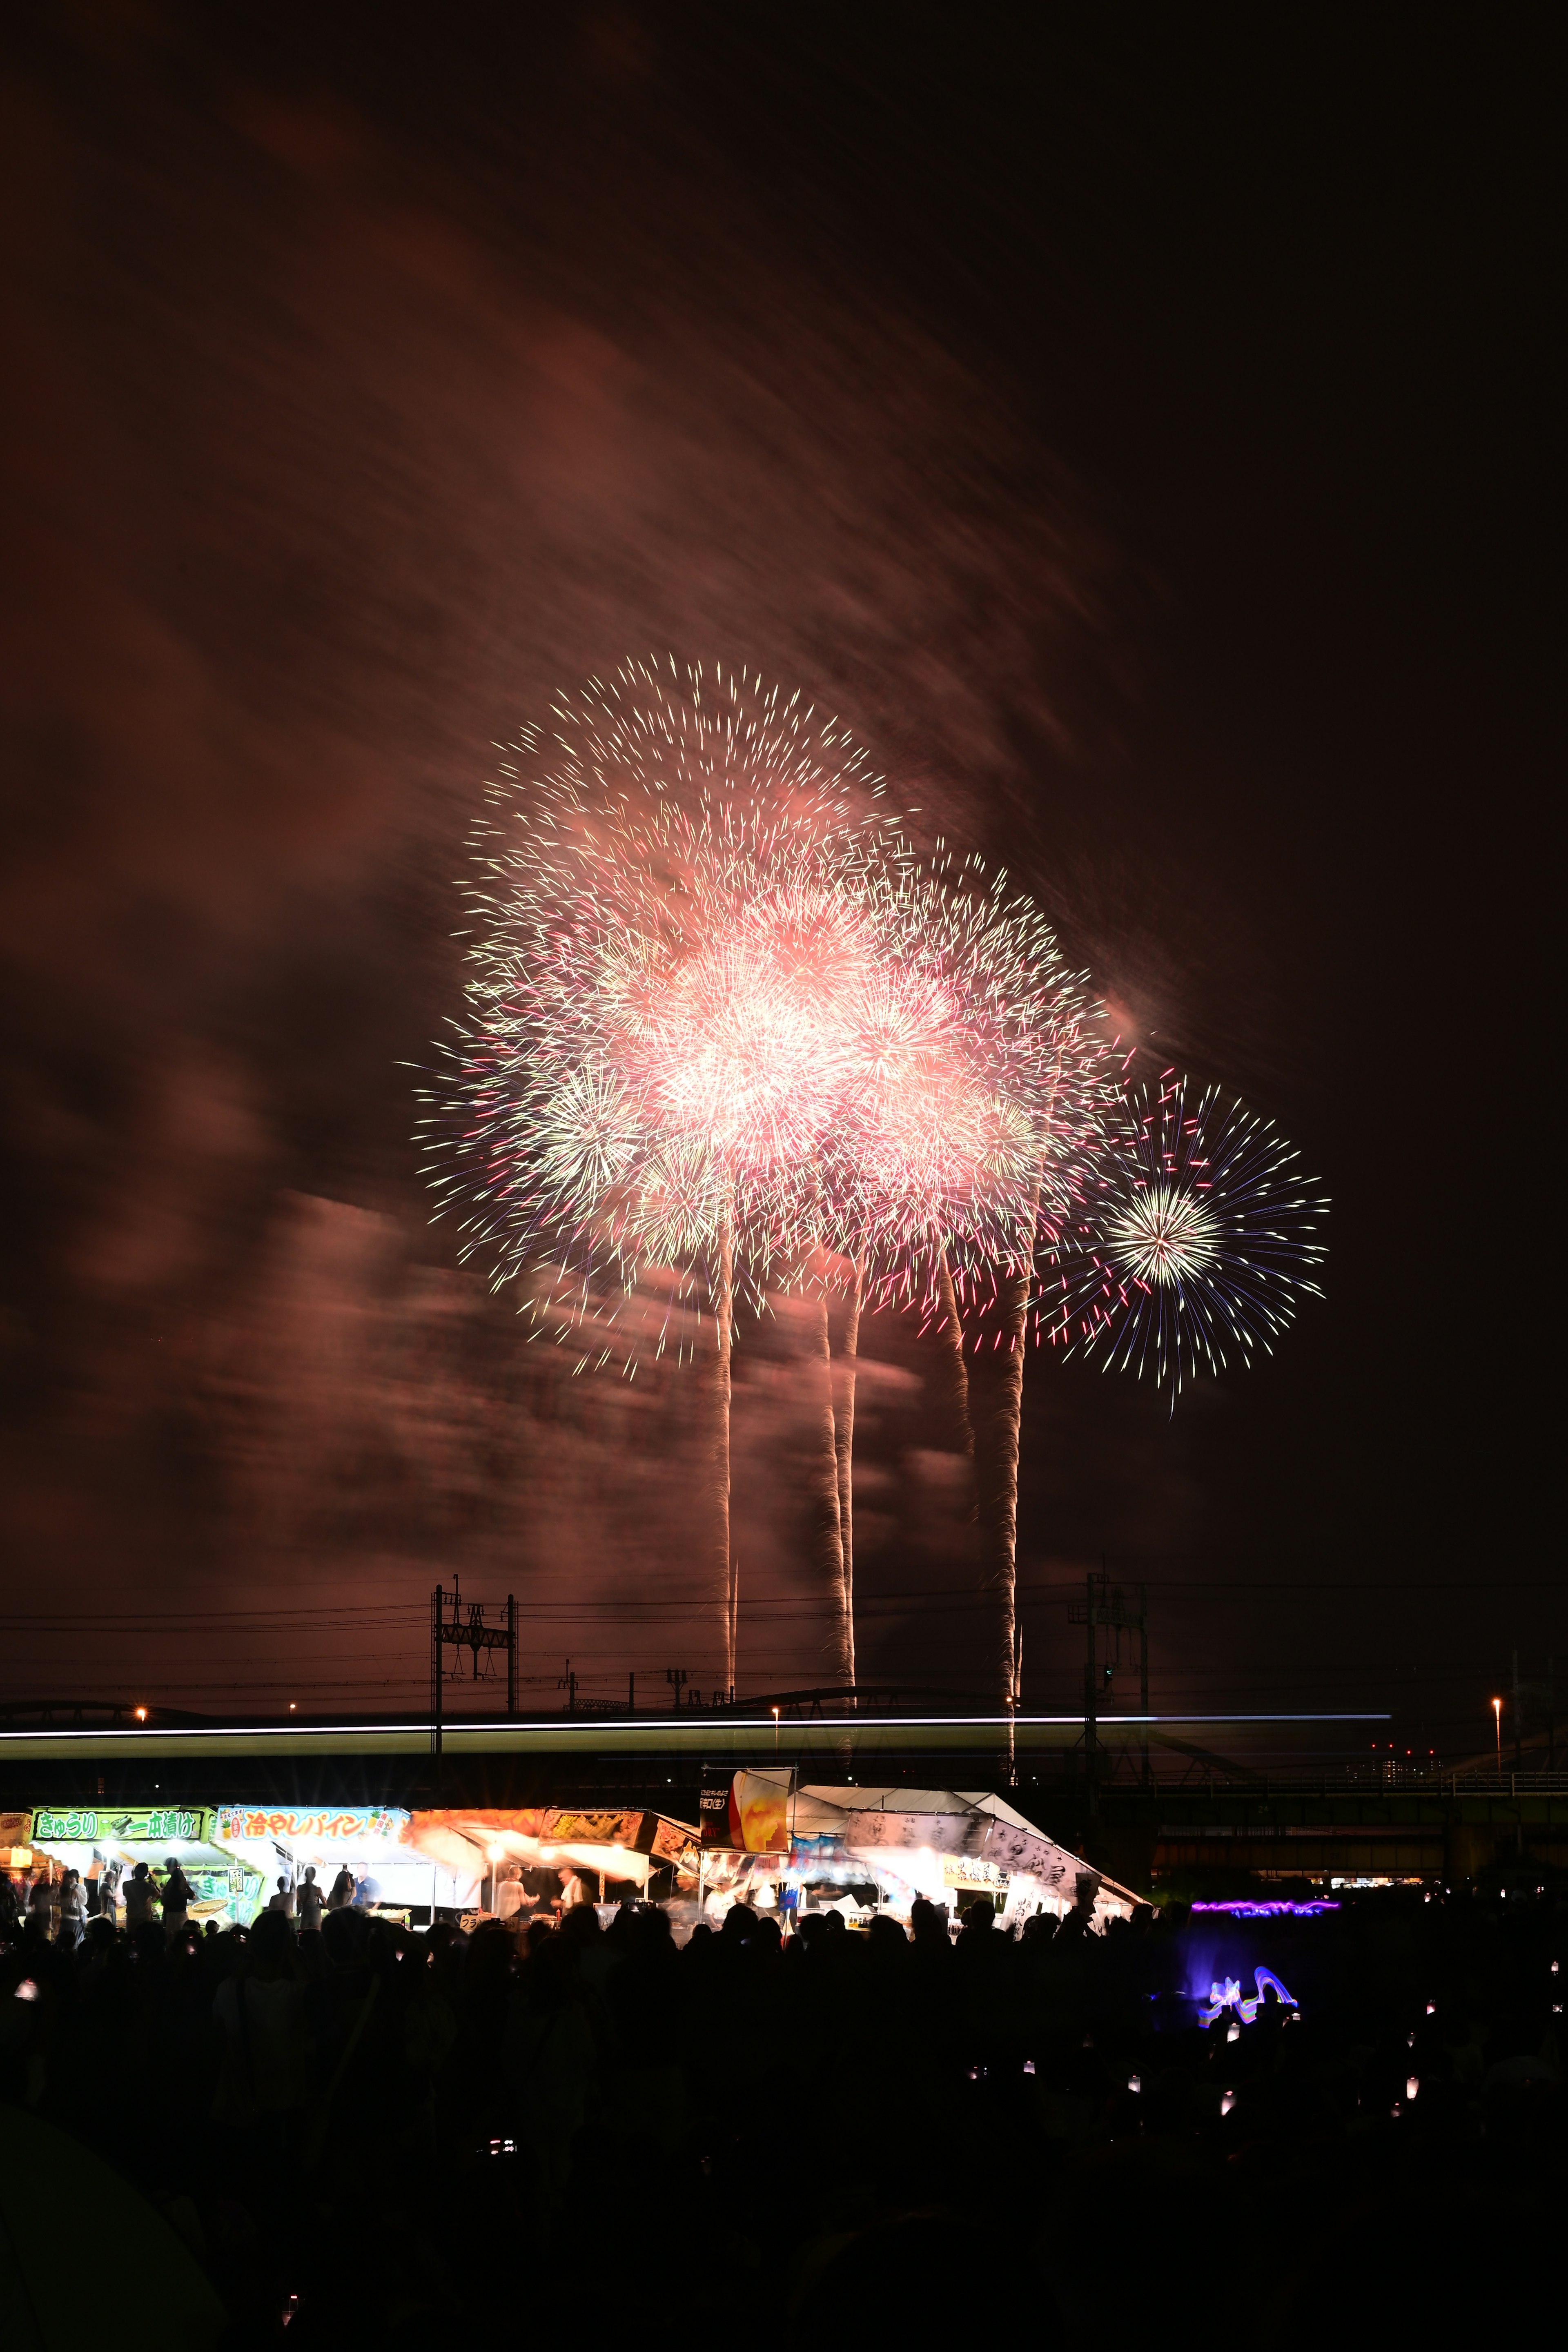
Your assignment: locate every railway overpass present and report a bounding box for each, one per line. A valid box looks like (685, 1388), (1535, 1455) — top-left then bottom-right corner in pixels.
(2, 1700), (1564, 1891)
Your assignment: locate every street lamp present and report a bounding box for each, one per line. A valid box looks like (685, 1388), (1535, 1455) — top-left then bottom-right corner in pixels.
(1492, 1697), (1503, 1768)
(772, 1706), (781, 1756)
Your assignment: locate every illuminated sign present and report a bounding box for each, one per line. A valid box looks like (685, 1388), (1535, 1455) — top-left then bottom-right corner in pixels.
(214, 1806), (408, 1845)
(699, 1769), (791, 1853)
(1190, 1899), (1338, 1918)
(943, 1855), (1010, 1892)
(1197, 1965), (1297, 2027)
(32, 1807), (205, 1845)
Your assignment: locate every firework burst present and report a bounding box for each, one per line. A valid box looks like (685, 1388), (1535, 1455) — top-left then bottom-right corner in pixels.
(418, 659), (902, 1338)
(417, 658), (905, 1689)
(822, 846), (1113, 1310)
(1053, 1074), (1327, 1395)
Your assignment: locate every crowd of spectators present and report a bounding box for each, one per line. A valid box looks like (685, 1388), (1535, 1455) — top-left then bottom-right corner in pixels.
(0, 1868), (1561, 2343)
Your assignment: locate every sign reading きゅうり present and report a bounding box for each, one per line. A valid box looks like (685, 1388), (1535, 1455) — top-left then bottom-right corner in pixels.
(699, 1768), (793, 1852)
(31, 1807), (207, 1845)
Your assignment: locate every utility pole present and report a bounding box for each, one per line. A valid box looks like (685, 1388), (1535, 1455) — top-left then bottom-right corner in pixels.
(1085, 1570), (1098, 1813)
(1550, 1658), (1557, 1775)
(1512, 1646), (1522, 1773)
(666, 1668), (688, 1713)
(431, 1581), (520, 1760)
(1069, 1568), (1152, 1807)
(1139, 1581), (1150, 1788)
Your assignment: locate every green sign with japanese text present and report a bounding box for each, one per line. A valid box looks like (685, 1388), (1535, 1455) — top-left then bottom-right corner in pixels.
(31, 1806), (211, 1846)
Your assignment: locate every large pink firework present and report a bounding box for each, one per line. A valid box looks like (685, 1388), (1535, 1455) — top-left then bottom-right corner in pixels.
(419, 659), (903, 1689)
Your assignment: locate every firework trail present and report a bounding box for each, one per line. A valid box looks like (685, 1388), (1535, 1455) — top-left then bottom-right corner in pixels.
(1050, 1073), (1327, 1398)
(830, 1254), (863, 1690)
(817, 847), (1112, 1712)
(418, 659), (902, 1687)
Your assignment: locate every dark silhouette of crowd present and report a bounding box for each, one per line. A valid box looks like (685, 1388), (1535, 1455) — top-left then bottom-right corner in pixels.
(1, 1869), (1561, 2344)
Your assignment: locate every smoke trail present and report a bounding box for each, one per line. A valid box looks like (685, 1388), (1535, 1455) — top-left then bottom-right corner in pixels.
(696, 1207), (735, 1690)
(833, 1256), (863, 1690)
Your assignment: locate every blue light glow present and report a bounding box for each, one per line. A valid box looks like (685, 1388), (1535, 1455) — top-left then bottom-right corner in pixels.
(1197, 1965), (1297, 2027)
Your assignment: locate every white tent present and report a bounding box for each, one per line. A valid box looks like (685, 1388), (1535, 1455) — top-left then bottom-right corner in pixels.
(775, 1786), (1145, 1932)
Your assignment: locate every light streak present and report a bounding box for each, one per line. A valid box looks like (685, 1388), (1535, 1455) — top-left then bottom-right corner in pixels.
(1196, 1965), (1298, 2026)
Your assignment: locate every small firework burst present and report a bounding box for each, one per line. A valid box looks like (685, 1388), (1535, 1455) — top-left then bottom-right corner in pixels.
(1052, 1074), (1327, 1394)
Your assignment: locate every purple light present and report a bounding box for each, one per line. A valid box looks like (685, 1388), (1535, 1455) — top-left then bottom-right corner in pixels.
(1189, 1899), (1339, 1917)
(1197, 1964), (1298, 2027)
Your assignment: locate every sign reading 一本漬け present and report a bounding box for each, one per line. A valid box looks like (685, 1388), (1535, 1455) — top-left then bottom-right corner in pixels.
(31, 1806), (207, 1846)
(213, 1806), (409, 1846)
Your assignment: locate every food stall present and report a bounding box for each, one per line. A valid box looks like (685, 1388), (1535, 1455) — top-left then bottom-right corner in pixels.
(698, 1779), (1147, 1933)
(24, 1803), (261, 1927)
(210, 1804), (461, 1922)
(408, 1806), (701, 1924)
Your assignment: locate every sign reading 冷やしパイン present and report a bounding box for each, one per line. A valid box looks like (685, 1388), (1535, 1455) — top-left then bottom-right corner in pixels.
(213, 1806), (409, 1845)
(32, 1807), (205, 1845)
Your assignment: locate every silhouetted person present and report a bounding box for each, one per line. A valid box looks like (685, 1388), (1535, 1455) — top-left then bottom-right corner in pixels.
(296, 1864), (323, 1932)
(326, 1865), (354, 1912)
(161, 1857), (195, 1936)
(97, 1859), (122, 1927)
(56, 1868), (85, 1948)
(213, 1906), (312, 2142)
(266, 1874), (295, 1918)
(124, 1863), (158, 1930)
(909, 1897), (953, 1960)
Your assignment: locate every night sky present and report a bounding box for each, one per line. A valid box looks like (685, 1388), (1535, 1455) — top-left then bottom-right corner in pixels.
(0, 10), (1553, 1755)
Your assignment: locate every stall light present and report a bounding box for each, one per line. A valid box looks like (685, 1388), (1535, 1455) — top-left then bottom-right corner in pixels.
(1406, 2076), (1419, 2100)
(14, 1980), (38, 2003)
(1127, 2073), (1142, 2094)
(1220, 2091), (1235, 2117)
(1425, 2001), (1436, 2014)
(1407, 2031), (1416, 2047)
(1022, 2059), (1036, 2076)
(134, 1707), (147, 1722)
(1226, 2021), (1240, 2043)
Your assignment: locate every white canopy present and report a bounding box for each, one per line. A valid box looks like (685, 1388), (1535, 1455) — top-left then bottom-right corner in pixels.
(791, 1786), (1145, 1928)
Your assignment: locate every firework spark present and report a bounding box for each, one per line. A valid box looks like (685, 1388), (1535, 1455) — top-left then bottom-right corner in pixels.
(832, 851), (1108, 1292)
(417, 659), (905, 1685)
(1054, 1074), (1327, 1395)
(419, 662), (902, 1319)
(813, 846), (1114, 1720)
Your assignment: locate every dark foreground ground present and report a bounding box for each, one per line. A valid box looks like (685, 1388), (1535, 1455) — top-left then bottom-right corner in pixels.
(2, 1882), (1563, 2345)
